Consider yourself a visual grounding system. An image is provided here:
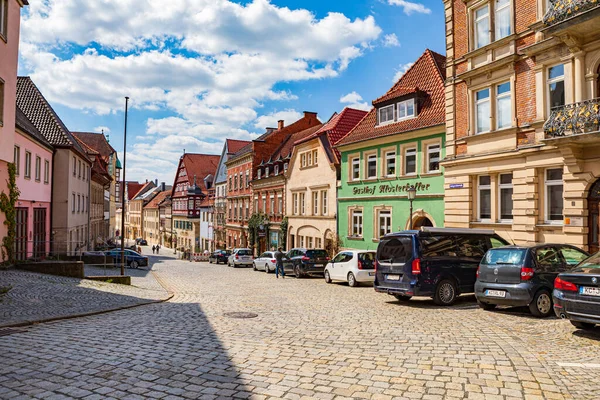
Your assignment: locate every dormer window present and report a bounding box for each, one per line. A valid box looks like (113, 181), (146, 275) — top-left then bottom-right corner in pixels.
(397, 99), (415, 120)
(265, 166), (269, 178)
(274, 165), (279, 175)
(284, 163), (288, 171)
(257, 169), (262, 179)
(378, 105), (394, 125)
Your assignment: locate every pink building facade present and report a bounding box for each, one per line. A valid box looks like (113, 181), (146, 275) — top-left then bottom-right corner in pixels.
(0, 0), (28, 261)
(13, 108), (53, 260)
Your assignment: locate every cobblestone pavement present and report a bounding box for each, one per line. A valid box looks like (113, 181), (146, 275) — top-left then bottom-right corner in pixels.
(1, 260), (600, 399)
(0, 257), (170, 327)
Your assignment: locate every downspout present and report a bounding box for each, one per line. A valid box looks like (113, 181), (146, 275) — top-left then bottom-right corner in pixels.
(87, 158), (92, 251)
(50, 148), (56, 255)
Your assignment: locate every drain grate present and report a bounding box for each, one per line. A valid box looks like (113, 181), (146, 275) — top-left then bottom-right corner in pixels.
(224, 312), (258, 319)
(0, 328), (27, 337)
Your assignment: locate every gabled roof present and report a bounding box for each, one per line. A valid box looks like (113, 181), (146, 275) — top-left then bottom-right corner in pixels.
(131, 181), (156, 200)
(226, 139), (251, 154)
(126, 182), (145, 201)
(16, 77), (89, 159)
(180, 153), (220, 191)
(72, 132), (116, 158)
(272, 124), (324, 160)
(337, 49), (446, 147)
(72, 135), (99, 155)
(15, 105), (53, 150)
(145, 191), (170, 209)
(230, 130), (273, 159)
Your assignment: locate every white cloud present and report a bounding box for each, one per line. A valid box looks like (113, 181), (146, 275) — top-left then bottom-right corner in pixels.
(393, 62), (414, 82)
(19, 0), (383, 182)
(387, 0), (432, 15)
(340, 91), (371, 111)
(253, 110), (304, 130)
(382, 33), (400, 47)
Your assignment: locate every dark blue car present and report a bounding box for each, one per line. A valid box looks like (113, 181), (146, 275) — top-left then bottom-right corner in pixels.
(105, 249), (149, 268)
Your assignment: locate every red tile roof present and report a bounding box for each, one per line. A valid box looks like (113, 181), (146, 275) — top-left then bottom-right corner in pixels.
(337, 49), (446, 147)
(127, 182), (145, 201)
(372, 87), (419, 106)
(131, 181), (155, 200)
(181, 153), (220, 191)
(273, 124), (323, 159)
(144, 191), (170, 209)
(72, 132), (116, 158)
(226, 139), (251, 154)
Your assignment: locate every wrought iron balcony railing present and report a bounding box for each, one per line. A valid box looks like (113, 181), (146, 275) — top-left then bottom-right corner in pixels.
(543, 0), (599, 26)
(544, 97), (600, 137)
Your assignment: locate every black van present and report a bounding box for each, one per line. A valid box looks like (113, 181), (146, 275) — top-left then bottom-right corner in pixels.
(374, 228), (509, 305)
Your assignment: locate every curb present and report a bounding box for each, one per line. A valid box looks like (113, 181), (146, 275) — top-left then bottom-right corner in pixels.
(0, 269), (175, 330)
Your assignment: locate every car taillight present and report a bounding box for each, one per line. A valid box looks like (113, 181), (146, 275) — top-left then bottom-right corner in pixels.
(412, 258), (421, 275)
(555, 277), (577, 291)
(358, 260), (363, 270)
(374, 260), (378, 271)
(520, 266), (534, 281)
(301, 256), (310, 261)
(476, 265), (480, 279)
(325, 257), (330, 261)
(271, 259), (276, 263)
(235, 255), (239, 260)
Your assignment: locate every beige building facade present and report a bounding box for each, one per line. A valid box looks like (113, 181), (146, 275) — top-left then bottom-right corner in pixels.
(443, 0), (600, 252)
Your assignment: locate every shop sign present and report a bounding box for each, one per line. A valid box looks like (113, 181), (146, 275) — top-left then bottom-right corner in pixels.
(449, 183), (464, 189)
(353, 181), (431, 196)
(565, 216), (584, 227)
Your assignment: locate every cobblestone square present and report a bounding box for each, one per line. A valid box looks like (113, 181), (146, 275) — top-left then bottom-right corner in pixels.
(2, 259), (600, 399)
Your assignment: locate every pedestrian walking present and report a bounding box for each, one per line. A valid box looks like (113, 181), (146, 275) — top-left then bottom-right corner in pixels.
(274, 247), (285, 279)
(152, 245), (156, 254)
(156, 245), (160, 254)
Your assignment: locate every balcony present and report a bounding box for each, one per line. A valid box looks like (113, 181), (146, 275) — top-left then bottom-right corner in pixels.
(544, 0), (599, 25)
(544, 98), (600, 138)
(543, 0), (600, 38)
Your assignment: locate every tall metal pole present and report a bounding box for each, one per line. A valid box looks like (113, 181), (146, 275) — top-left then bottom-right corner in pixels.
(409, 199), (413, 230)
(120, 97), (130, 275)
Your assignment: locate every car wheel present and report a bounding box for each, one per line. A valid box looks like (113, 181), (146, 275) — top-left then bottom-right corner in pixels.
(394, 295), (412, 301)
(529, 289), (553, 318)
(477, 300), (497, 311)
(324, 270), (332, 284)
(253, 262), (257, 271)
(130, 260), (139, 269)
(348, 272), (358, 287)
(294, 264), (302, 278)
(433, 279), (458, 306)
(265, 264), (270, 273)
(571, 321), (595, 330)
(209, 258), (213, 264)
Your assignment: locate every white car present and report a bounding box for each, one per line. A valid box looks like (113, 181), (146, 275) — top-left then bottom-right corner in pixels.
(253, 251), (277, 272)
(324, 250), (376, 287)
(228, 248), (254, 267)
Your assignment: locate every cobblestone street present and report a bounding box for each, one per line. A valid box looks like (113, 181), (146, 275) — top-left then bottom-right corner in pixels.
(1, 259), (600, 399)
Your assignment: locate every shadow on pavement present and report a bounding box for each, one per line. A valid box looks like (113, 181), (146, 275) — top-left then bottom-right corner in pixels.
(385, 294), (480, 310)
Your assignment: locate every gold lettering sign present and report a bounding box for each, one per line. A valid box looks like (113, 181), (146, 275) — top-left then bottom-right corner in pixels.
(352, 182), (431, 196)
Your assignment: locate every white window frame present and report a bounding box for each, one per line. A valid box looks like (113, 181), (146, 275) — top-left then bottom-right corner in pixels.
(274, 164), (279, 175)
(378, 104), (395, 125)
(498, 173), (513, 222)
(44, 159), (49, 184)
(307, 151), (312, 166)
(378, 209), (392, 238)
(321, 190), (328, 216)
(300, 192), (306, 215)
(351, 157), (360, 181)
(366, 154), (377, 179)
(475, 88), (491, 134)
(496, 81), (512, 130)
(478, 175), (492, 221)
(351, 210), (363, 237)
(24, 151), (31, 178)
(545, 168), (564, 225)
(278, 194), (283, 214)
(385, 151), (396, 177)
(313, 191), (319, 215)
(301, 153), (307, 168)
(547, 64), (565, 115)
(313, 150), (318, 165)
(257, 169), (261, 179)
(404, 147), (417, 176)
(426, 144), (441, 173)
(293, 193), (298, 215)
(397, 98), (415, 120)
(495, 0), (511, 41)
(474, 4), (491, 49)
(35, 156), (41, 181)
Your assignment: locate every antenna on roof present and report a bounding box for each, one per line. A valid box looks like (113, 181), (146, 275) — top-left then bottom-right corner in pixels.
(183, 148), (186, 154)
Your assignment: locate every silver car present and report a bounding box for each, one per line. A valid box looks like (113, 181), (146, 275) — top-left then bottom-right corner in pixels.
(253, 251), (277, 272)
(228, 248), (254, 268)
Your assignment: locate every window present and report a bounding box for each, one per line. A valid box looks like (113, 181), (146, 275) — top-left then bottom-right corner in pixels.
(35, 156), (41, 181)
(265, 166), (269, 178)
(13, 146), (19, 175)
(548, 64), (565, 111)
(293, 193), (298, 215)
(78, 160), (81, 178)
(270, 196), (274, 214)
(246, 202), (250, 218)
(274, 165), (279, 175)
(300, 193), (306, 215)
(321, 190), (328, 216)
(245, 170), (249, 187)
(299, 236), (304, 248)
(301, 153), (307, 168)
(367, 154), (377, 179)
(307, 152), (312, 166)
(307, 237), (313, 249)
(278, 195), (283, 214)
(228, 177), (232, 192)
(495, 0), (511, 40)
(0, 80), (4, 126)
(499, 173), (513, 221)
(234, 175), (238, 190)
(72, 193), (75, 213)
(378, 210), (392, 238)
(284, 163), (288, 172)
(404, 148), (416, 175)
(478, 175), (492, 220)
(560, 247), (588, 267)
(73, 157), (77, 176)
(474, 5), (490, 49)
(316, 238), (322, 248)
(44, 160), (49, 183)
(496, 82), (511, 129)
(351, 210), (363, 237)
(351, 157), (360, 181)
(0, 0), (6, 40)
(257, 169), (261, 179)
(545, 168), (563, 223)
(77, 194), (81, 212)
(313, 191), (319, 215)
(476, 88), (491, 134)
(426, 144), (440, 173)
(313, 150), (318, 165)
(378, 105), (394, 125)
(24, 151), (31, 178)
(262, 196), (267, 213)
(385, 151), (396, 177)
(397, 99), (415, 120)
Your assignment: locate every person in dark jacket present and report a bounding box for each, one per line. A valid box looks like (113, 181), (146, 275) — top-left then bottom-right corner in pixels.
(274, 247), (285, 279)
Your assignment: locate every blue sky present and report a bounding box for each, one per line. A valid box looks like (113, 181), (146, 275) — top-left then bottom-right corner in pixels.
(18, 0), (444, 184)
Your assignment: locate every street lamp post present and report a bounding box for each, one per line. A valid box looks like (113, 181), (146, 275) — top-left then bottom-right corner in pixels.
(407, 185), (417, 230)
(119, 96), (129, 275)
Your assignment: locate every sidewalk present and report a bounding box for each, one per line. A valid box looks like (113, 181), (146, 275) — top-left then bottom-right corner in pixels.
(0, 253), (172, 328)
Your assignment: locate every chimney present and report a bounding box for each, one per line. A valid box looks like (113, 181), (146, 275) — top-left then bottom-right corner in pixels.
(145, 179), (148, 183)
(161, 182), (166, 191)
(155, 179), (158, 186)
(278, 120), (284, 130)
(303, 111), (318, 119)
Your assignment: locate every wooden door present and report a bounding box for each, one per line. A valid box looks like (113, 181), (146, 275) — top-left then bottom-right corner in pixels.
(33, 208), (46, 258)
(15, 208), (28, 260)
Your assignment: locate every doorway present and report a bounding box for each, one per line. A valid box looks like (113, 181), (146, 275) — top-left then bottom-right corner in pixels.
(413, 216), (434, 229)
(588, 179), (600, 253)
(33, 208), (46, 258)
(15, 208), (28, 260)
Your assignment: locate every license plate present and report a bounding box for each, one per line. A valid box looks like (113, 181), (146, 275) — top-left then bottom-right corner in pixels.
(387, 274), (400, 281)
(368, 272), (375, 276)
(314, 264), (323, 268)
(580, 286), (600, 297)
(485, 290), (506, 298)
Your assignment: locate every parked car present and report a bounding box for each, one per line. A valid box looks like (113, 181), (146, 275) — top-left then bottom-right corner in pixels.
(287, 248), (330, 278)
(324, 250), (376, 287)
(228, 248), (253, 267)
(554, 251), (600, 330)
(209, 250), (231, 264)
(374, 227), (509, 305)
(475, 244), (589, 317)
(138, 239), (148, 246)
(253, 251), (278, 272)
(105, 249), (149, 268)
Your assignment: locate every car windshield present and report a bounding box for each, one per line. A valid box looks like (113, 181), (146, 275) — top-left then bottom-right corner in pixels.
(306, 250), (328, 258)
(237, 249), (252, 256)
(358, 252), (375, 267)
(572, 253), (600, 272)
(483, 248), (526, 265)
(378, 237), (412, 264)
